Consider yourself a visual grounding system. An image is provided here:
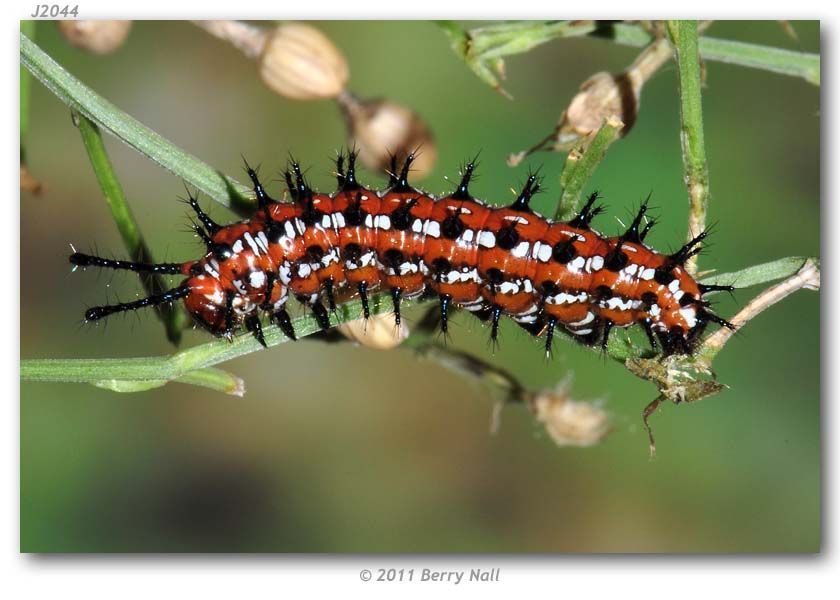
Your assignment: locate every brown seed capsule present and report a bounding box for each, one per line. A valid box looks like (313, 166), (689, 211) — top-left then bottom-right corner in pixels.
(507, 38), (672, 166)
(58, 20), (132, 55)
(336, 313), (409, 350)
(338, 92), (436, 180)
(528, 380), (610, 447)
(258, 23), (349, 100)
(20, 164), (45, 195)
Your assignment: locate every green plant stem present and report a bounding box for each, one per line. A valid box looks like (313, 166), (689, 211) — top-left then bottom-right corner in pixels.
(604, 24), (819, 85)
(22, 362), (245, 396)
(74, 113), (189, 345)
(20, 256), (814, 392)
(699, 256), (818, 290)
(19, 32), (252, 213)
(667, 20), (710, 276)
(441, 21), (820, 90)
(555, 117), (624, 220)
(20, 21), (36, 161)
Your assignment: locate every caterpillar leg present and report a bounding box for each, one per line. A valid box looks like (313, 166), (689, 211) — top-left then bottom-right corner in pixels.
(271, 308), (297, 341)
(245, 314), (267, 348)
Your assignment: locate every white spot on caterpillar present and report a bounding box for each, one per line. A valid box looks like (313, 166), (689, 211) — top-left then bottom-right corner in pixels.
(249, 271), (266, 288)
(443, 270), (460, 284)
(425, 220), (441, 238)
(499, 281), (521, 294)
(673, 290), (685, 302)
(204, 264), (219, 278)
(321, 214), (331, 228)
(680, 306), (698, 328)
(605, 297), (634, 311)
(278, 262), (292, 284)
(568, 256), (586, 273)
(204, 290), (224, 304)
(399, 262), (419, 275)
(256, 232), (270, 253)
(522, 279), (534, 293)
(669, 279), (681, 293)
(590, 255), (604, 271)
(504, 215), (529, 225)
(412, 219), (423, 233)
(572, 327), (593, 335)
(640, 267), (656, 280)
(464, 268), (480, 283)
(511, 241), (530, 258)
(360, 251), (376, 268)
(535, 242), (552, 263)
(649, 304), (662, 317)
(364, 214), (374, 228)
(376, 215), (391, 230)
(322, 248), (340, 267)
(462, 301), (486, 312)
(232, 240), (244, 254)
(332, 212), (346, 228)
(514, 313), (538, 324)
(284, 221), (296, 239)
(244, 232), (260, 256)
(297, 263), (312, 278)
(293, 218), (306, 235)
(623, 263), (638, 277)
(569, 312), (595, 327)
(478, 231), (496, 248)
(460, 229), (475, 243)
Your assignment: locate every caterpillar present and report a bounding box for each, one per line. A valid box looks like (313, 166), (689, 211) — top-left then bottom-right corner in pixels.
(69, 150), (735, 356)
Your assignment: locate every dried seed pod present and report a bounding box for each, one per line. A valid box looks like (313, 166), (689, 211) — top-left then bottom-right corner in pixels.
(338, 92), (436, 180)
(336, 313), (409, 350)
(20, 164), (45, 195)
(508, 38), (671, 166)
(58, 20), (132, 55)
(258, 23), (349, 100)
(528, 380), (610, 447)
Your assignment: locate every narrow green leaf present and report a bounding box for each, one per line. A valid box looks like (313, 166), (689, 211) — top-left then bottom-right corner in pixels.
(698, 35), (820, 85)
(700, 256), (818, 290)
(441, 21), (820, 91)
(20, 21), (36, 159)
(23, 359), (246, 396)
(19, 31), (252, 212)
(74, 112), (189, 345)
(91, 379), (167, 393)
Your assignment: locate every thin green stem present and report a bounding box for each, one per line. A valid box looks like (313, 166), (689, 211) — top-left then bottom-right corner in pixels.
(667, 20), (709, 276)
(555, 117), (624, 220)
(23, 362), (245, 396)
(20, 292), (399, 393)
(19, 32), (252, 213)
(20, 21), (35, 161)
(441, 21), (820, 91)
(74, 113), (190, 345)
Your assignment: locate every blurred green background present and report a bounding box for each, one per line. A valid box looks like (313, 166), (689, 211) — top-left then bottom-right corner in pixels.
(20, 21), (820, 552)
